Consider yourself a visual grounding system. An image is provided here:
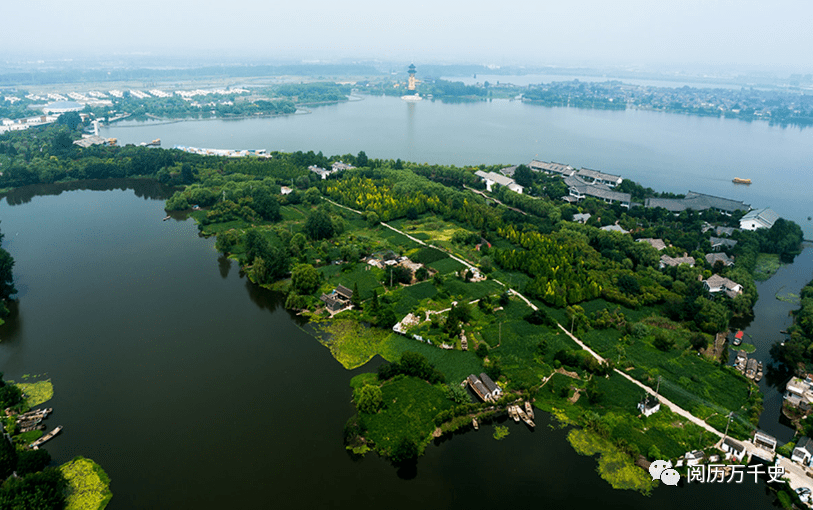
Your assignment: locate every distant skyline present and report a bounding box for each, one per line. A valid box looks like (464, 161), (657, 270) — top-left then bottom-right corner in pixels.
(5, 0), (813, 73)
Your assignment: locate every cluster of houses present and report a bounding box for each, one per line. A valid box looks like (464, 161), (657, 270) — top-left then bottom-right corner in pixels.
(466, 373), (503, 402)
(308, 161), (355, 180)
(481, 160), (784, 230)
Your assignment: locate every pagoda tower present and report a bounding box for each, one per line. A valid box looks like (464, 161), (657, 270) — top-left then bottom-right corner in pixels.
(408, 63), (417, 91)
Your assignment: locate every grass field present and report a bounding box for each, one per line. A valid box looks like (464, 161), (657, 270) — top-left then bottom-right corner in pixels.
(427, 257), (466, 274)
(380, 334), (484, 385)
(360, 376), (454, 455)
(391, 281), (438, 316)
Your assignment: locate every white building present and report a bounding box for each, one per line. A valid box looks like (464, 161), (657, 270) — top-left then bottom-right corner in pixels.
(474, 170), (524, 194)
(637, 395), (660, 417)
(792, 437), (813, 466)
(739, 208), (779, 231)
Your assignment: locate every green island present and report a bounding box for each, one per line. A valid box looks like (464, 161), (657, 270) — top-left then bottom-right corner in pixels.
(0, 120), (807, 496)
(0, 372), (112, 509)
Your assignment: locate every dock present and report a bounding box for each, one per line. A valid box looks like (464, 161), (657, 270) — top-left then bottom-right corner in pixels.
(30, 425), (62, 449)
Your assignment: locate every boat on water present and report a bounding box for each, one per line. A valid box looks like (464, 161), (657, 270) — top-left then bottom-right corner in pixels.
(163, 215), (171, 221)
(733, 331), (743, 346)
(755, 362), (764, 382)
(472, 417), (479, 430)
(732, 177), (752, 184)
(400, 93), (422, 102)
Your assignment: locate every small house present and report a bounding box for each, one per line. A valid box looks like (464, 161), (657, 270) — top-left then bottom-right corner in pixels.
(659, 254), (695, 269)
(792, 437), (813, 466)
(479, 373), (502, 400)
(706, 252), (734, 267)
(467, 374), (491, 402)
(721, 437), (747, 462)
(740, 208), (779, 231)
(753, 431), (777, 453)
(703, 274), (743, 299)
(637, 395), (660, 417)
(637, 238), (667, 251)
(319, 294), (344, 314)
(685, 450), (705, 467)
(709, 236), (738, 251)
(335, 284), (353, 302)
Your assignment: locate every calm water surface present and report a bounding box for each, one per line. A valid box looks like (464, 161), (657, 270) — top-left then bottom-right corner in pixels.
(101, 96), (813, 239)
(0, 182), (784, 509)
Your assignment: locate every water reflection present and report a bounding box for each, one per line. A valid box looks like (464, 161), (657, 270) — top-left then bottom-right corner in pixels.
(217, 254), (232, 279)
(1, 178), (177, 206)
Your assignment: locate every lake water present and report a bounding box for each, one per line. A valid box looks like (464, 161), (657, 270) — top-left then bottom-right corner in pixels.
(0, 182), (784, 509)
(101, 95), (813, 240)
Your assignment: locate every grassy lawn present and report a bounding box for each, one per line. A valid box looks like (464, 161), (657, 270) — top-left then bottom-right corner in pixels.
(60, 456), (113, 510)
(359, 376), (454, 456)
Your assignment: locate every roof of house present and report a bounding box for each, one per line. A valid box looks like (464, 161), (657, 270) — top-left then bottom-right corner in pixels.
(796, 436), (813, 455)
(479, 373), (500, 394)
(645, 191), (750, 213)
(565, 175), (631, 204)
(600, 224), (629, 234)
(476, 170), (519, 188)
(499, 165), (518, 177)
(709, 237), (738, 249)
(576, 167), (622, 183)
(723, 437), (745, 453)
(706, 252), (734, 266)
(705, 274), (741, 290)
(660, 255), (695, 267)
(320, 294), (343, 311)
(572, 213), (591, 223)
(685, 450), (705, 460)
(638, 238), (667, 250)
(529, 160), (575, 175)
(715, 226), (737, 237)
(335, 284), (353, 300)
(740, 207), (779, 229)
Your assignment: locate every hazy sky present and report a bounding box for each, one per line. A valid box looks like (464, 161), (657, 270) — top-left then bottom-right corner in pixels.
(6, 0), (813, 71)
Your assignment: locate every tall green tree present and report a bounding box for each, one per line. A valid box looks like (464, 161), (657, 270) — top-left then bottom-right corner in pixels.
(291, 264), (320, 295)
(303, 208), (334, 240)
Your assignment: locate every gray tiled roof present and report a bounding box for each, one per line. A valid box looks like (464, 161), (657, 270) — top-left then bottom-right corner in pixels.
(645, 191), (750, 213)
(565, 175), (631, 204)
(740, 207), (779, 228)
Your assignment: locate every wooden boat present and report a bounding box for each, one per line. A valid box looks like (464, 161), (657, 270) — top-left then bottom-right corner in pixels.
(755, 362), (763, 382)
(162, 215), (171, 221)
(733, 331), (743, 346)
(472, 418), (479, 430)
(30, 425), (62, 449)
(524, 401), (534, 419)
(732, 177), (751, 184)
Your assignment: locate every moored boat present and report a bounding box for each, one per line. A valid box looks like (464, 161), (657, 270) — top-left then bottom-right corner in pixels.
(733, 331), (743, 346)
(732, 177), (751, 184)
